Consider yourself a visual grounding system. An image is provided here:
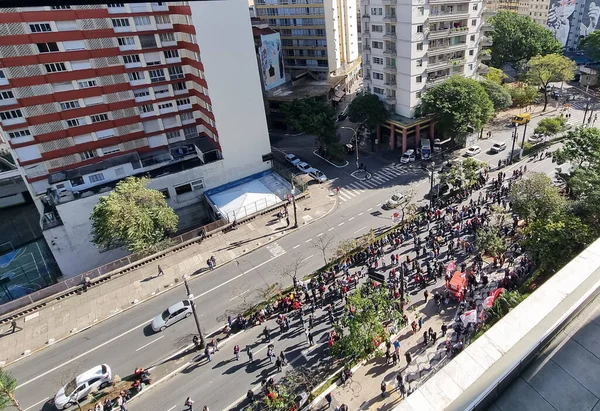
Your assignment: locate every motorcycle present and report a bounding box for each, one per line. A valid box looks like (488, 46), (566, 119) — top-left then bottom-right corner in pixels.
(134, 367), (151, 385)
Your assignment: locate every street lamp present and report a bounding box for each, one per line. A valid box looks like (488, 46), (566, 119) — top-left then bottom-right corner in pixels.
(183, 275), (205, 349)
(290, 175), (298, 228)
(519, 119), (529, 157)
(509, 124), (519, 165)
(339, 120), (367, 169)
(429, 161), (436, 209)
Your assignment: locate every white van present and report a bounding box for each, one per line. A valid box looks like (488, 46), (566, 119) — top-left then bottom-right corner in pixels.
(400, 149), (416, 164)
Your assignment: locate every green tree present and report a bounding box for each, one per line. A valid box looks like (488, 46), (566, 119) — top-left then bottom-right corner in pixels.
(347, 93), (388, 149)
(484, 67), (508, 84)
(485, 291), (526, 326)
(90, 177), (179, 253)
(283, 98), (337, 149)
(510, 172), (566, 223)
(475, 226), (506, 256)
(480, 80), (513, 111)
(0, 368), (23, 411)
(421, 76), (494, 145)
(489, 11), (562, 68)
(579, 30), (600, 61)
(526, 54), (575, 111)
(508, 84), (539, 108)
(534, 116), (567, 136)
(553, 126), (600, 168)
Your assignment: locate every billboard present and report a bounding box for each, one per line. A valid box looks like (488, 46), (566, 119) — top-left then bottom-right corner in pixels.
(547, 0), (578, 47)
(259, 33), (285, 91)
(547, 0), (600, 48)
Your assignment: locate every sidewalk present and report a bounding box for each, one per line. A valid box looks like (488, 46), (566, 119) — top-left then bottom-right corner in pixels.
(0, 183), (336, 366)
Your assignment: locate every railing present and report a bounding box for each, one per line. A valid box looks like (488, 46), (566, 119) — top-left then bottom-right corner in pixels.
(384, 31), (397, 39)
(384, 48), (397, 55)
(428, 10), (469, 17)
(383, 14), (397, 21)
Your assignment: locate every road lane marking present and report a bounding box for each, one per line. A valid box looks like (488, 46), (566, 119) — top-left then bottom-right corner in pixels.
(167, 406), (177, 411)
(328, 227), (334, 231)
(15, 253), (285, 390)
(305, 238), (312, 243)
(338, 222), (344, 226)
(24, 397), (49, 411)
(376, 203), (382, 207)
(301, 255), (314, 263)
(136, 336), (164, 352)
(317, 232), (324, 237)
(358, 212), (364, 216)
(354, 226), (368, 234)
(229, 289), (251, 302)
(348, 217), (355, 221)
(293, 244), (300, 249)
(367, 208), (373, 211)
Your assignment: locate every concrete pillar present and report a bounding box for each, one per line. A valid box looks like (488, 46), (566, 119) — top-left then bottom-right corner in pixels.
(430, 122), (435, 138)
(390, 126), (395, 150)
(415, 124), (421, 148)
(402, 128), (407, 154)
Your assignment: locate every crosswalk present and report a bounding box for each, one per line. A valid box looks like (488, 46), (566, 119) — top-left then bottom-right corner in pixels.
(336, 164), (422, 202)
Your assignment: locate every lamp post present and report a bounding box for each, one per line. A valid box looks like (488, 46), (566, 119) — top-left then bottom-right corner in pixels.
(183, 275), (205, 348)
(520, 119), (529, 157)
(429, 161), (436, 209)
(290, 175), (298, 228)
(509, 124), (519, 165)
(339, 120), (367, 169)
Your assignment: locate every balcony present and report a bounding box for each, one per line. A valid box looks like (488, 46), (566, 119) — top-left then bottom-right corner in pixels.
(382, 0), (397, 4)
(428, 41), (467, 55)
(385, 79), (397, 85)
(384, 64), (397, 73)
(362, 13), (370, 19)
(480, 36), (493, 46)
(479, 49), (492, 61)
(383, 14), (397, 22)
(428, 10), (470, 22)
(385, 96), (397, 104)
(482, 8), (497, 16)
(384, 48), (397, 56)
(483, 22), (493, 31)
(384, 31), (397, 40)
(428, 28), (450, 39)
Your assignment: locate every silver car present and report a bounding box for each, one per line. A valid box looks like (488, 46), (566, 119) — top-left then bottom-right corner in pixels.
(151, 300), (193, 332)
(54, 364), (112, 409)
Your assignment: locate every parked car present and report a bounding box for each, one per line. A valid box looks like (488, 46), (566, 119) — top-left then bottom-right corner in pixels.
(400, 149), (416, 164)
(296, 162), (313, 173)
(490, 141), (506, 153)
(337, 108), (348, 121)
(151, 300), (193, 332)
(384, 193), (405, 209)
(528, 134), (545, 144)
(345, 143), (355, 153)
(285, 153), (301, 166)
(309, 169), (327, 183)
(54, 365), (112, 410)
(464, 145), (481, 157)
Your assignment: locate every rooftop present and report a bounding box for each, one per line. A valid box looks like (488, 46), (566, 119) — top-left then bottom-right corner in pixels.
(265, 76), (346, 101)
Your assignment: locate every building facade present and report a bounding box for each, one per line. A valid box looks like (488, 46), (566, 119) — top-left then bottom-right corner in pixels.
(487, 0), (548, 27)
(0, 1), (271, 277)
(361, 0), (491, 120)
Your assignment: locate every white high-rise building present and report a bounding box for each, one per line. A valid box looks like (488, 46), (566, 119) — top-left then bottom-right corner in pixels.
(361, 0), (491, 119)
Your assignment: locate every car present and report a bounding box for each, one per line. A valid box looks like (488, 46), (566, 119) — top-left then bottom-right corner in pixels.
(385, 193), (405, 209)
(464, 146), (481, 157)
(490, 141), (506, 153)
(296, 162), (313, 173)
(285, 153), (300, 166)
(345, 143), (355, 153)
(151, 300), (193, 332)
(54, 365), (112, 410)
(337, 108), (348, 121)
(400, 149), (416, 164)
(309, 169), (327, 183)
(528, 134), (545, 144)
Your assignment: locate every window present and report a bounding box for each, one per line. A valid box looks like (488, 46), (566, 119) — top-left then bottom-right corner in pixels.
(139, 34), (158, 49)
(158, 102), (173, 110)
(176, 98), (191, 106)
(56, 20), (78, 31)
(373, 57), (383, 65)
(416, 59), (423, 67)
(173, 82), (187, 91)
(0, 110), (23, 120)
(159, 32), (175, 42)
(471, 19), (477, 26)
(470, 35), (476, 41)
(134, 89), (150, 98)
(155, 15), (170, 24)
(370, 7), (382, 15)
(469, 63), (473, 70)
(63, 40), (85, 51)
(416, 91), (422, 98)
(60, 101), (80, 110)
(0, 70), (5, 80)
(373, 72), (383, 80)
(417, 25), (423, 33)
(84, 96), (103, 106)
(66, 118), (83, 127)
(0, 91), (14, 100)
(371, 25), (383, 32)
(417, 43), (423, 51)
(102, 145), (121, 155)
(128, 71), (144, 81)
(158, 188), (170, 199)
(416, 75), (422, 83)
(372, 41), (383, 49)
(112, 18), (130, 28)
(30, 23), (52, 33)
(168, 66), (184, 79)
(469, 49), (474, 56)
(373, 87), (384, 94)
(88, 173), (105, 183)
(37, 42), (59, 53)
(90, 113), (109, 123)
(134, 16), (151, 26)
(191, 179), (204, 190)
(80, 150), (96, 160)
(107, 3), (125, 7)
(8, 129), (31, 139)
(180, 112), (194, 121)
(183, 126), (198, 137)
(51, 5), (71, 9)
(45, 62), (67, 73)
(418, 6), (424, 15)
(123, 54), (141, 64)
(118, 37), (135, 46)
(140, 104), (154, 113)
(472, 4), (478, 10)
(78, 79), (97, 88)
(175, 183), (192, 195)
(115, 167), (125, 177)
(71, 60), (92, 70)
(166, 130), (180, 139)
(164, 49), (179, 59)
(154, 85), (169, 95)
(149, 69), (166, 83)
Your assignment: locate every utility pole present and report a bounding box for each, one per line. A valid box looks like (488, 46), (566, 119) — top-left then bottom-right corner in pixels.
(183, 275), (205, 348)
(509, 124), (519, 165)
(290, 174), (298, 228)
(520, 120), (529, 156)
(429, 161), (436, 209)
(339, 119), (367, 169)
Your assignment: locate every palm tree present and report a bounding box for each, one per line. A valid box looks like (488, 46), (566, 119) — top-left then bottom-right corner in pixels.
(0, 368), (23, 411)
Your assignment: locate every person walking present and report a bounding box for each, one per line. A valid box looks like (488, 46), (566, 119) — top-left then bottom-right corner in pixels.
(247, 346), (254, 363)
(441, 323), (447, 337)
(286, 216), (290, 227)
(424, 289), (429, 302)
(204, 345), (211, 362)
(202, 406), (209, 411)
(116, 395), (127, 411)
(234, 345), (240, 361)
(157, 265), (164, 276)
(10, 319), (22, 333)
(395, 372), (403, 392)
(184, 397), (194, 411)
(380, 380), (387, 398)
(308, 331), (315, 346)
(212, 338), (219, 352)
(325, 392), (333, 408)
(279, 351), (286, 366)
(275, 357), (282, 372)
(405, 352), (412, 366)
(418, 316), (424, 330)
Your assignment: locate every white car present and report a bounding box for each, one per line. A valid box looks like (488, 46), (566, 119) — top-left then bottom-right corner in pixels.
(151, 300), (193, 332)
(464, 146), (482, 157)
(490, 142), (506, 153)
(54, 365), (112, 410)
(385, 193), (405, 209)
(528, 134), (545, 144)
(296, 162), (312, 173)
(400, 149), (416, 164)
(309, 169), (327, 183)
(285, 153), (300, 166)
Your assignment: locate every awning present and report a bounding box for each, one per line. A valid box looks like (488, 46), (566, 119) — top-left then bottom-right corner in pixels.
(332, 90), (346, 102)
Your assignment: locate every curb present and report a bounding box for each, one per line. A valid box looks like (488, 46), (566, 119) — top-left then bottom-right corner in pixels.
(312, 150), (349, 168)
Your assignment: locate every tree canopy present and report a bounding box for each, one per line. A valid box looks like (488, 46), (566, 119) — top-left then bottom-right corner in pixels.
(489, 11), (562, 68)
(534, 116), (566, 136)
(421, 76), (494, 144)
(347, 93), (388, 132)
(283, 98), (337, 148)
(553, 126), (600, 168)
(508, 83), (539, 108)
(90, 177), (179, 253)
(484, 67), (508, 84)
(579, 30), (600, 61)
(480, 80), (513, 111)
(526, 54), (575, 111)
(510, 172), (565, 223)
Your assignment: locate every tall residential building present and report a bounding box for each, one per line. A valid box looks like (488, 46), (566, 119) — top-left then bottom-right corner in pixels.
(254, 0), (361, 81)
(0, 1), (271, 276)
(487, 0), (548, 26)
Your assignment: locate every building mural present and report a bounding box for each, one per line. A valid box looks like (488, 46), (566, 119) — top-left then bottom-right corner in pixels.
(259, 33), (286, 91)
(547, 0), (600, 49)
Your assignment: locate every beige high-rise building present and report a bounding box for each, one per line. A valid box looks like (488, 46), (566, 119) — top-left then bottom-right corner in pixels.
(488, 0), (549, 26)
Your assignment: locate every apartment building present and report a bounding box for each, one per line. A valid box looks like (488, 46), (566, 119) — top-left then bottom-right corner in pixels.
(487, 0), (548, 26)
(254, 0), (361, 82)
(0, 1), (271, 276)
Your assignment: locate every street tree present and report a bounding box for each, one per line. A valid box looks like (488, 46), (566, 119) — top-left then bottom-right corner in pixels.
(421, 76), (494, 145)
(336, 239), (357, 260)
(398, 188), (416, 222)
(347, 93), (388, 150)
(508, 83), (539, 108)
(579, 30), (600, 61)
(510, 172), (566, 223)
(0, 368), (23, 411)
(484, 67), (508, 84)
(480, 80), (513, 111)
(534, 116), (567, 137)
(489, 11), (562, 68)
(485, 290), (526, 326)
(553, 126), (600, 168)
(277, 253), (306, 284)
(475, 226), (505, 257)
(311, 234), (335, 266)
(525, 54), (575, 111)
(90, 177), (178, 253)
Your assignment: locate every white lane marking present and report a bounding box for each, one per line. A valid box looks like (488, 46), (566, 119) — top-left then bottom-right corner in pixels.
(348, 217), (355, 221)
(339, 196), (348, 202)
(301, 255), (314, 263)
(367, 208), (373, 212)
(293, 244), (300, 249)
(354, 226), (368, 234)
(317, 232), (324, 237)
(167, 406), (177, 411)
(358, 212), (364, 216)
(376, 203), (382, 207)
(15, 254), (285, 390)
(229, 289), (251, 302)
(305, 238), (312, 243)
(338, 222), (344, 226)
(328, 227), (335, 231)
(24, 397), (49, 411)
(136, 336), (164, 352)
